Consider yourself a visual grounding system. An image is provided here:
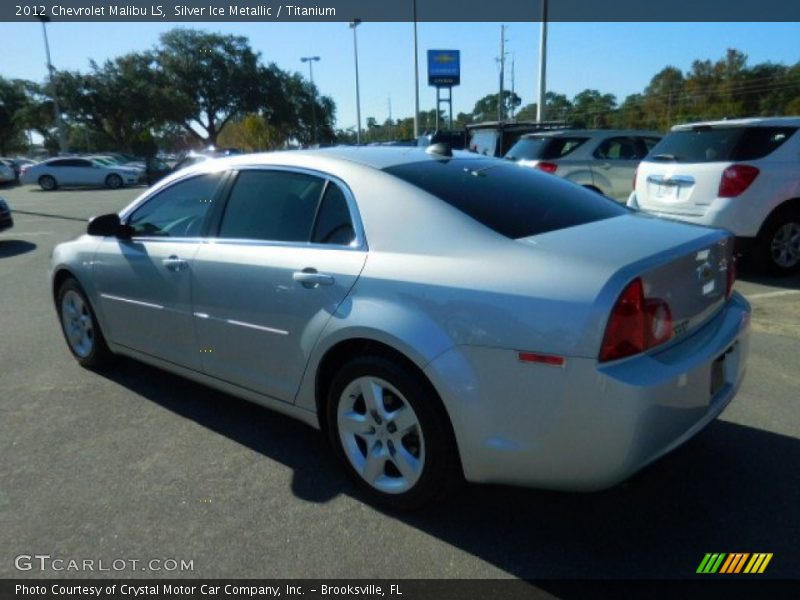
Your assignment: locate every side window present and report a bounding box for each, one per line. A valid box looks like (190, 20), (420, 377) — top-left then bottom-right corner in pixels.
(127, 173), (221, 238)
(219, 170), (325, 242)
(311, 184), (357, 246)
(594, 137), (640, 160)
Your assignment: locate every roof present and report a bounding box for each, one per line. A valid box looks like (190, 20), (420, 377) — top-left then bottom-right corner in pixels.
(212, 146), (491, 172)
(672, 116), (800, 130)
(518, 128), (662, 138)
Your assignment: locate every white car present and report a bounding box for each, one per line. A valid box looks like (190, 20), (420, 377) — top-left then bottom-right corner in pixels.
(20, 157), (142, 191)
(629, 117), (800, 274)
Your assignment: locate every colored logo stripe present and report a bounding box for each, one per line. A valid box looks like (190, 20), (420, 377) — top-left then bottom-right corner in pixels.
(697, 552), (773, 574)
(697, 553), (726, 573)
(744, 553), (773, 574)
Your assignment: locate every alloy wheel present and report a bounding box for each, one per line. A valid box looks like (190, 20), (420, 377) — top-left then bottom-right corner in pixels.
(770, 221), (800, 269)
(61, 290), (95, 358)
(337, 376), (425, 494)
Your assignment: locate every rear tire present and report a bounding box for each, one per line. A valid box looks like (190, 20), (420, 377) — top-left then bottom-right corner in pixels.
(105, 173), (123, 189)
(754, 209), (800, 276)
(39, 175), (57, 191)
(56, 278), (113, 368)
(326, 355), (460, 510)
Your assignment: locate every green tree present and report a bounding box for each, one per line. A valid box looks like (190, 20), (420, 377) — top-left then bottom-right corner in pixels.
(570, 89), (617, 128)
(0, 77), (31, 155)
(471, 91), (521, 122)
(56, 52), (178, 150)
(156, 28), (263, 144)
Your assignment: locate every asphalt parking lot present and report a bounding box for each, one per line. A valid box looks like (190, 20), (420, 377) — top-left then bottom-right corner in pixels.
(1, 183), (798, 581)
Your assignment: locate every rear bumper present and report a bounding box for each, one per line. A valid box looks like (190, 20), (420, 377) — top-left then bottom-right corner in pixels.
(424, 292), (751, 490)
(628, 192), (762, 238)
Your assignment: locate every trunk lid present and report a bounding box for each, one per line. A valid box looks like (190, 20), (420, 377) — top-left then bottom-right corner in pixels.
(519, 213), (734, 348)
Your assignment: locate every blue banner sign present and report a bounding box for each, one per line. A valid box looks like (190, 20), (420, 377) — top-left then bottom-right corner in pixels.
(427, 50), (461, 87)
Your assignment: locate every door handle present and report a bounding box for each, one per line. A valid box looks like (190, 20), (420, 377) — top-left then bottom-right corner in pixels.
(162, 256), (189, 272)
(293, 268), (335, 288)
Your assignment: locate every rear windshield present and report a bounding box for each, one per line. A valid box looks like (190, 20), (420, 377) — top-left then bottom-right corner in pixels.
(505, 136), (588, 162)
(384, 158), (626, 239)
(648, 126), (797, 163)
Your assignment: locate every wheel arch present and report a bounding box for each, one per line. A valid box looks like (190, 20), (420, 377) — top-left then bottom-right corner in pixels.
(757, 197), (800, 237)
(312, 336), (464, 477)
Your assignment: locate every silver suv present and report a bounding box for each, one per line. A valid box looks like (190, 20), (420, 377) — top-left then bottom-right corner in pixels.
(505, 129), (661, 202)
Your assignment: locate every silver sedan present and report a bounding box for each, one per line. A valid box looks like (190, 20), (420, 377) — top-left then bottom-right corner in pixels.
(50, 147), (750, 509)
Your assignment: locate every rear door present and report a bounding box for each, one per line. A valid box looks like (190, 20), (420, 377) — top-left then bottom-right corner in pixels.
(591, 136), (645, 201)
(191, 168), (367, 403)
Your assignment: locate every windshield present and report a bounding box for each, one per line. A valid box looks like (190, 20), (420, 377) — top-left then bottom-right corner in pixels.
(505, 136), (589, 162)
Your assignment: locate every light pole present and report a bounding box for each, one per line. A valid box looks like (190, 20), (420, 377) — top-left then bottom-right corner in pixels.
(350, 19), (362, 145)
(537, 0), (548, 123)
(300, 56), (320, 145)
(38, 15), (68, 153)
(412, 0), (420, 138)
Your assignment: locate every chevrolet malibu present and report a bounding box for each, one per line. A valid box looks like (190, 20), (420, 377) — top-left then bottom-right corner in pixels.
(50, 147), (750, 509)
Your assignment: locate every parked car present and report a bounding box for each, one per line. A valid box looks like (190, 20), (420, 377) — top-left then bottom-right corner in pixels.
(505, 129), (661, 202)
(466, 120), (567, 157)
(0, 160), (16, 184)
(20, 157), (142, 191)
(629, 117), (800, 274)
(51, 148), (750, 509)
(417, 130), (467, 150)
(0, 196), (13, 232)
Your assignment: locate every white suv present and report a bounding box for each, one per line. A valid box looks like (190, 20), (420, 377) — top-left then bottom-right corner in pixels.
(629, 117), (800, 274)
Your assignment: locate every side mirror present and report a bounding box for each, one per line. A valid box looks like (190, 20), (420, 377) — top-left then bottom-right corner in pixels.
(87, 213), (133, 239)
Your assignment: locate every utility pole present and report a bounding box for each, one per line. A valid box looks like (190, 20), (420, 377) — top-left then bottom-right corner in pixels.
(412, 0), (420, 138)
(498, 24), (506, 122)
(300, 56), (320, 145)
(537, 0), (548, 123)
(350, 20), (363, 145)
(38, 16), (67, 154)
(388, 96), (393, 140)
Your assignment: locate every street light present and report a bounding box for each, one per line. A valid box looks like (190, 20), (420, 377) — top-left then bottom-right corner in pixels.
(300, 56), (321, 145)
(537, 0), (548, 123)
(349, 19), (362, 145)
(412, 0), (420, 138)
(37, 15), (68, 154)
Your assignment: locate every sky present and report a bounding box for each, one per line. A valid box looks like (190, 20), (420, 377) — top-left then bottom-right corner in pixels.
(0, 21), (798, 132)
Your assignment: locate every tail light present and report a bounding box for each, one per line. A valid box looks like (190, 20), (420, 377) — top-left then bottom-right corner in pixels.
(536, 162), (558, 174)
(725, 257), (736, 299)
(20, 165), (32, 176)
(718, 164), (759, 198)
(599, 278), (674, 362)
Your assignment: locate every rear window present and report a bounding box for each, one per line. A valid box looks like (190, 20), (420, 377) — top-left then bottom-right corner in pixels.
(468, 130), (499, 156)
(384, 158), (626, 239)
(647, 126), (797, 163)
(505, 136), (588, 162)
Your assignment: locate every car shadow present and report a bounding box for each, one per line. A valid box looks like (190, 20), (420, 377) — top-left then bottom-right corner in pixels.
(0, 240), (36, 258)
(737, 262), (800, 291)
(100, 358), (800, 579)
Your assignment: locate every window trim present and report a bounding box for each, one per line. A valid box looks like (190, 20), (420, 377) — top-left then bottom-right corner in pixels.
(208, 165), (368, 251)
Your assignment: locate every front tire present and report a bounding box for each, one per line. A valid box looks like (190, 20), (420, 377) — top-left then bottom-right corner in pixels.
(39, 175), (57, 191)
(56, 278), (112, 368)
(105, 173), (123, 189)
(327, 356), (460, 510)
(755, 209), (800, 275)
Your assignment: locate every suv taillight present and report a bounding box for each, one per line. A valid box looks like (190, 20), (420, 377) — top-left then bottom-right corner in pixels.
(536, 161), (558, 174)
(599, 278), (673, 362)
(718, 164), (759, 198)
